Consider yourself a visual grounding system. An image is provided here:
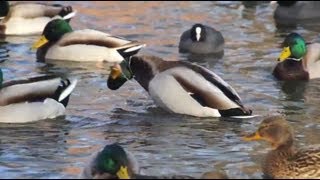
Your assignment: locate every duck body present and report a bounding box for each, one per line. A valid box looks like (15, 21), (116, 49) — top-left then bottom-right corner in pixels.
(243, 116), (320, 179)
(33, 19), (145, 62)
(263, 145), (320, 179)
(273, 59), (309, 80)
(36, 29), (145, 62)
(108, 56), (253, 118)
(0, 73), (77, 123)
(273, 33), (320, 81)
(0, 2), (76, 36)
(179, 23), (224, 55)
(274, 1), (320, 24)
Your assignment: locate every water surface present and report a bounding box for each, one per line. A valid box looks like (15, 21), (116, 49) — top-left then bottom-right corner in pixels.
(1, 1), (320, 179)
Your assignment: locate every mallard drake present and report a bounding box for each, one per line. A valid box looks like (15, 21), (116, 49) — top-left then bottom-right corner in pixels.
(243, 116), (320, 178)
(80, 143), (140, 179)
(273, 32), (320, 80)
(107, 55), (253, 118)
(178, 23), (224, 55)
(0, 68), (77, 123)
(80, 143), (194, 179)
(31, 18), (146, 62)
(271, 1), (320, 25)
(0, 1), (76, 36)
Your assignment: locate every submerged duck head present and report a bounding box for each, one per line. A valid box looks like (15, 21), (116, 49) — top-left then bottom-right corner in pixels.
(190, 23), (206, 42)
(32, 19), (73, 49)
(277, 33), (307, 62)
(107, 58), (134, 90)
(243, 116), (294, 149)
(92, 143), (133, 179)
(0, 1), (9, 18)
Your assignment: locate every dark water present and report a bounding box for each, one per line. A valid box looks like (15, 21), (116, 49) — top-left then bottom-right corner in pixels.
(1, 1), (320, 179)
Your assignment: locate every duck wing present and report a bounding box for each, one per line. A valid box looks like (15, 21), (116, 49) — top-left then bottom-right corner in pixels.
(57, 29), (145, 58)
(167, 61), (252, 115)
(0, 75), (71, 106)
(289, 145), (320, 178)
(9, 3), (65, 19)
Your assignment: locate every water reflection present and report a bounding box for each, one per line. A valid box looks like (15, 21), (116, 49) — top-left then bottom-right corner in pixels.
(0, 42), (9, 63)
(179, 53), (223, 69)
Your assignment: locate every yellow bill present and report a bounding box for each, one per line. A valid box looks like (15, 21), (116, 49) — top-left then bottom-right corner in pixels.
(278, 46), (291, 62)
(110, 64), (122, 80)
(116, 166), (130, 179)
(32, 35), (48, 50)
(242, 131), (262, 141)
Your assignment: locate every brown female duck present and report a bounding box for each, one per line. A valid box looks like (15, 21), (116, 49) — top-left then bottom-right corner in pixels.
(243, 116), (320, 178)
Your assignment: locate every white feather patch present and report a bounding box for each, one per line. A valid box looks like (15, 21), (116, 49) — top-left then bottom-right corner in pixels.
(229, 114), (261, 119)
(196, 27), (201, 41)
(62, 10), (77, 20)
(270, 1), (277, 5)
(123, 44), (146, 53)
(58, 79), (78, 102)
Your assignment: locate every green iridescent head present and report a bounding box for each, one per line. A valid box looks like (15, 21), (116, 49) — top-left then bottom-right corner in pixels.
(32, 19), (73, 49)
(277, 33), (307, 62)
(0, 1), (9, 18)
(94, 143), (131, 179)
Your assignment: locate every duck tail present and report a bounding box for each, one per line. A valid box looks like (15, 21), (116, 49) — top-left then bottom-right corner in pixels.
(54, 78), (78, 107)
(219, 107), (258, 119)
(116, 43), (146, 59)
(62, 10), (77, 20)
(58, 6), (77, 20)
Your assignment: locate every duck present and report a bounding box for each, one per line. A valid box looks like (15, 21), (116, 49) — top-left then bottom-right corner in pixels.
(80, 143), (195, 179)
(0, 68), (77, 123)
(0, 1), (76, 36)
(272, 32), (320, 80)
(107, 55), (253, 118)
(271, 1), (320, 25)
(243, 116), (320, 179)
(178, 23), (224, 55)
(31, 18), (146, 63)
(80, 143), (140, 179)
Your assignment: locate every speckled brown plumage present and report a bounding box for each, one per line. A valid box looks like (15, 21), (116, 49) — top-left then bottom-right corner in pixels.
(244, 116), (320, 179)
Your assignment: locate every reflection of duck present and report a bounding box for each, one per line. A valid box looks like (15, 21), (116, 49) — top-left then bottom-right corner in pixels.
(0, 1), (76, 36)
(32, 19), (145, 62)
(179, 24), (224, 55)
(243, 116), (320, 179)
(272, 1), (320, 25)
(273, 33), (320, 80)
(108, 55), (253, 118)
(81, 143), (194, 179)
(0, 68), (77, 123)
(183, 52), (223, 66)
(278, 81), (307, 101)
